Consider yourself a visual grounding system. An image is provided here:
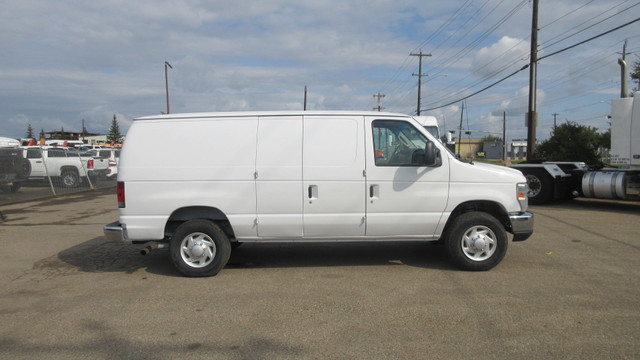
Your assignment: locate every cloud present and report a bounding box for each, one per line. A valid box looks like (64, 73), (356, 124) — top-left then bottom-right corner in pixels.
(472, 36), (530, 79)
(0, 1), (635, 140)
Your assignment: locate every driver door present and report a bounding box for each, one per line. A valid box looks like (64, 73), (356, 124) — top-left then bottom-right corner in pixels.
(364, 118), (449, 238)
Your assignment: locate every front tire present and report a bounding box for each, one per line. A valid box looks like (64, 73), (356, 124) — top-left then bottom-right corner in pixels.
(170, 220), (231, 277)
(446, 212), (508, 271)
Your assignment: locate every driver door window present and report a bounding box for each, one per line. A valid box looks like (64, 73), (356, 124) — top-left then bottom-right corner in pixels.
(373, 120), (429, 166)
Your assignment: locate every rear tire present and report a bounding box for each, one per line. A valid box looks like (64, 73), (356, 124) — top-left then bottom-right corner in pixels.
(60, 170), (80, 188)
(525, 169), (552, 205)
(446, 212), (508, 271)
(170, 220), (231, 277)
(15, 159), (31, 179)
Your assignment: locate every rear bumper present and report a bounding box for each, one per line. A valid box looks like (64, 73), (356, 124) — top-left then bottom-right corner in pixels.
(89, 169), (110, 178)
(103, 221), (129, 243)
(509, 211), (534, 241)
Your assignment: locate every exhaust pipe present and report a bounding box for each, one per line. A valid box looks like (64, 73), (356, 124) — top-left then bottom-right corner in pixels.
(140, 242), (167, 255)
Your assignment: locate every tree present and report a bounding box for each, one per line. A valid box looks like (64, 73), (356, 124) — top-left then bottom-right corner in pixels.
(482, 135), (502, 142)
(107, 114), (122, 143)
(39, 129), (45, 140)
(597, 127), (611, 150)
(24, 124), (34, 139)
(631, 59), (640, 93)
(533, 121), (603, 164)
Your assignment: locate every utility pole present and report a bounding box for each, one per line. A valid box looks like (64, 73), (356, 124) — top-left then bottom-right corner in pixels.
(618, 39), (628, 98)
(553, 113), (558, 129)
(410, 50), (432, 115)
(373, 92), (385, 112)
(164, 61), (173, 114)
(304, 85), (308, 110)
(526, 0), (538, 162)
(457, 101), (465, 157)
(503, 112), (506, 162)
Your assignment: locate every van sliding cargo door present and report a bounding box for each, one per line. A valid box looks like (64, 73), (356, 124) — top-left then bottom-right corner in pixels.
(302, 116), (366, 238)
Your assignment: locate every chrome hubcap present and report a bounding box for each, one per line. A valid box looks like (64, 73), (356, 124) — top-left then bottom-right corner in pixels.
(461, 226), (496, 261)
(180, 232), (216, 268)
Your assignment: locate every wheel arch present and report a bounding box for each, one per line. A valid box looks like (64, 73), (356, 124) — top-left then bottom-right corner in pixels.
(441, 200), (510, 240)
(60, 165), (80, 175)
(164, 206), (236, 241)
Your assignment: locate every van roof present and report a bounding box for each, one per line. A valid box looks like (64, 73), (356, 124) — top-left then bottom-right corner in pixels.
(135, 110), (414, 121)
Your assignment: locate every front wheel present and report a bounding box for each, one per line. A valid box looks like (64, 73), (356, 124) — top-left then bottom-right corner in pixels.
(170, 220), (231, 277)
(445, 212), (508, 271)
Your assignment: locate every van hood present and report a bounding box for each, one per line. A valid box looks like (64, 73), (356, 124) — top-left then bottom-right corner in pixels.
(450, 159), (526, 183)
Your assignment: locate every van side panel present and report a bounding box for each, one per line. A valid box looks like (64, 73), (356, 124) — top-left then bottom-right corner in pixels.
(118, 117), (259, 240)
(255, 116), (304, 238)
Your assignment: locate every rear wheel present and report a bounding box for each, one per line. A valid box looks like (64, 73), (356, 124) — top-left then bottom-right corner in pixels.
(446, 212), (508, 271)
(60, 170), (80, 188)
(525, 169), (552, 205)
(15, 159), (31, 179)
(170, 220), (231, 277)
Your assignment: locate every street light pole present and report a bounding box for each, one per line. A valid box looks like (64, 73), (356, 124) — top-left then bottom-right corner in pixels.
(165, 61), (173, 114)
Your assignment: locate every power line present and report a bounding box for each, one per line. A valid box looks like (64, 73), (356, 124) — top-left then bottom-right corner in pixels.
(541, 1), (640, 51)
(421, 64), (529, 112)
(539, 17), (640, 61)
(420, 18), (640, 112)
(540, 0), (596, 30)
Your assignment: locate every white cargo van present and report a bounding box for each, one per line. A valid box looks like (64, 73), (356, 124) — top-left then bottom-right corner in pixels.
(104, 111), (533, 277)
(414, 115), (440, 139)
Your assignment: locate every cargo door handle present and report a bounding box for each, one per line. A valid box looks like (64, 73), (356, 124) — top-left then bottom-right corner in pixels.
(369, 185), (379, 199)
(308, 185), (318, 200)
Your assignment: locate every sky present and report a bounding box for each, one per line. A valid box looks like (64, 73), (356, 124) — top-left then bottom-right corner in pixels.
(1, 0), (639, 142)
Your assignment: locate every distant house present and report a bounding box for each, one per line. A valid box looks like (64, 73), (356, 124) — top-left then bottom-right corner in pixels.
(453, 137), (484, 160)
(44, 130), (98, 141)
(482, 141), (504, 159)
(40, 131), (123, 145)
(508, 139), (528, 160)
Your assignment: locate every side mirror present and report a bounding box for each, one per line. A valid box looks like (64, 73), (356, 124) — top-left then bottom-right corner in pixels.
(424, 142), (441, 167)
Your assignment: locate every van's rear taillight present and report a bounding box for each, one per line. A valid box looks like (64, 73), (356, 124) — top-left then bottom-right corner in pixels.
(117, 181), (125, 208)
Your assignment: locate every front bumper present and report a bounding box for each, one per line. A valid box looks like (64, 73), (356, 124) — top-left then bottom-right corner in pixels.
(509, 211), (534, 241)
(104, 221), (129, 243)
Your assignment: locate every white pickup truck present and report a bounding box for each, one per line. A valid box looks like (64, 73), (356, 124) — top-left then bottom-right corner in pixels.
(22, 146), (109, 187)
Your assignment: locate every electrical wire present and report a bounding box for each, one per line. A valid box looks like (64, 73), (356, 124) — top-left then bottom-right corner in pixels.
(420, 17), (640, 112)
(541, 1), (638, 50)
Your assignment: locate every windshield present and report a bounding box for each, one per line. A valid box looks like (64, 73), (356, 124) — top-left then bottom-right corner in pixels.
(423, 125), (439, 139)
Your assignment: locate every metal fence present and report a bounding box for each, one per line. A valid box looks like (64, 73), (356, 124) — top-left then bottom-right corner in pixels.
(0, 146), (118, 205)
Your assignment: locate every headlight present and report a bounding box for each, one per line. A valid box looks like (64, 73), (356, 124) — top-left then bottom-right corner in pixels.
(517, 182), (528, 211)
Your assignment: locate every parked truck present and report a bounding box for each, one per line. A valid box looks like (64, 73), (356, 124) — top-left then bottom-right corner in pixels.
(21, 146), (109, 188)
(0, 137), (31, 192)
(511, 92), (640, 204)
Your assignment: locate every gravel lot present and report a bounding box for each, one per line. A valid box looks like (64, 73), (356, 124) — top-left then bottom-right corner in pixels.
(1, 188), (639, 359)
